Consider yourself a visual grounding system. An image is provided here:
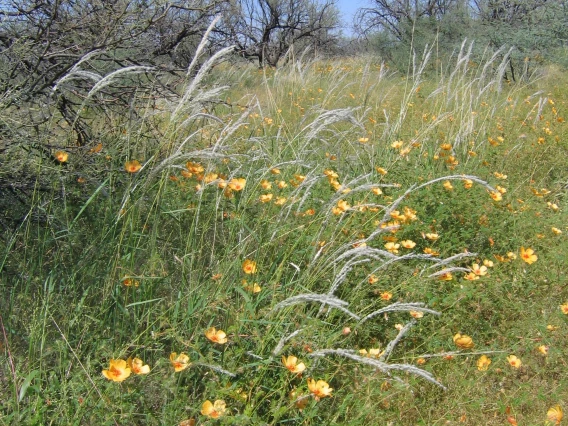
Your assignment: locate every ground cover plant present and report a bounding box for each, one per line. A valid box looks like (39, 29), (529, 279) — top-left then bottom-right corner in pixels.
(1, 41), (568, 425)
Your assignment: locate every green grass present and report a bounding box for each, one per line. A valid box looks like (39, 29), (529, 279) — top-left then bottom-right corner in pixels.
(1, 49), (568, 425)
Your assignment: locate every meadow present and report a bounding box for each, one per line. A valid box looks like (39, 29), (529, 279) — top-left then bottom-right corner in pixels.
(1, 42), (568, 425)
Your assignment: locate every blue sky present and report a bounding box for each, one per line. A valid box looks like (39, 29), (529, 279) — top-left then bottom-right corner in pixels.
(335, 0), (367, 34)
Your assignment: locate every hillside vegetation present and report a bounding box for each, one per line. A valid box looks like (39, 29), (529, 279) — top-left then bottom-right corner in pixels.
(1, 45), (568, 425)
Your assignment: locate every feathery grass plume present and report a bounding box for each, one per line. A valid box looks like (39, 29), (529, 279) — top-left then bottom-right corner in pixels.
(272, 293), (361, 320)
(193, 362), (236, 378)
(272, 328), (305, 356)
(359, 302), (441, 325)
(380, 320), (416, 361)
(309, 348), (447, 389)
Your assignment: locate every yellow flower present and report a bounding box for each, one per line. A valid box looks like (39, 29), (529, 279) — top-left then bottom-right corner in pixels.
(242, 279), (262, 293)
(560, 303), (568, 315)
(490, 191), (502, 201)
(170, 352), (190, 372)
(242, 259), (257, 274)
(440, 143), (452, 151)
(471, 263), (488, 276)
(507, 355), (522, 368)
(205, 327), (228, 344)
(453, 333), (474, 349)
(276, 180), (288, 189)
(102, 359), (131, 382)
(552, 227), (562, 235)
(494, 172), (507, 179)
(307, 378), (333, 400)
(507, 252), (517, 260)
(537, 345), (549, 356)
(483, 259), (494, 267)
(259, 194), (273, 203)
(520, 247), (537, 264)
(380, 291), (392, 301)
(127, 357), (150, 375)
(547, 202), (559, 211)
(463, 179), (473, 189)
(228, 178), (246, 191)
(201, 400), (226, 419)
(270, 168), (281, 174)
(358, 137), (369, 143)
(282, 355), (306, 374)
(384, 242), (400, 254)
(423, 247), (439, 256)
(401, 240), (416, 249)
(274, 196), (287, 205)
(477, 355), (491, 371)
(375, 166), (387, 175)
(391, 140), (404, 149)
(425, 233), (439, 241)
(336, 199), (350, 212)
(443, 180), (454, 191)
(323, 169), (339, 179)
(409, 310), (424, 319)
(203, 173), (218, 184)
(438, 272), (453, 281)
(368, 274), (379, 284)
(463, 272), (479, 281)
(547, 405), (563, 425)
(260, 179), (272, 190)
(125, 160), (142, 173)
(54, 150), (69, 163)
(547, 324), (559, 331)
(372, 187), (383, 195)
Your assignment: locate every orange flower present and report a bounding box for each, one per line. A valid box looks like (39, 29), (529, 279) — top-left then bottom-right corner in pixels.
(307, 378), (333, 400)
(463, 272), (479, 281)
(282, 355), (306, 374)
(463, 179), (473, 189)
(54, 150), (69, 163)
(477, 355), (491, 371)
(125, 160), (142, 173)
(520, 247), (537, 264)
(228, 178), (246, 191)
(169, 352), (190, 372)
(438, 272), (453, 281)
(453, 333), (474, 349)
(205, 327), (228, 344)
(201, 400), (226, 418)
(102, 359), (131, 382)
(547, 405), (563, 425)
(507, 355), (522, 368)
(409, 310), (424, 319)
(127, 357), (150, 375)
(242, 259), (257, 274)
(380, 291), (392, 301)
(368, 274), (379, 284)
